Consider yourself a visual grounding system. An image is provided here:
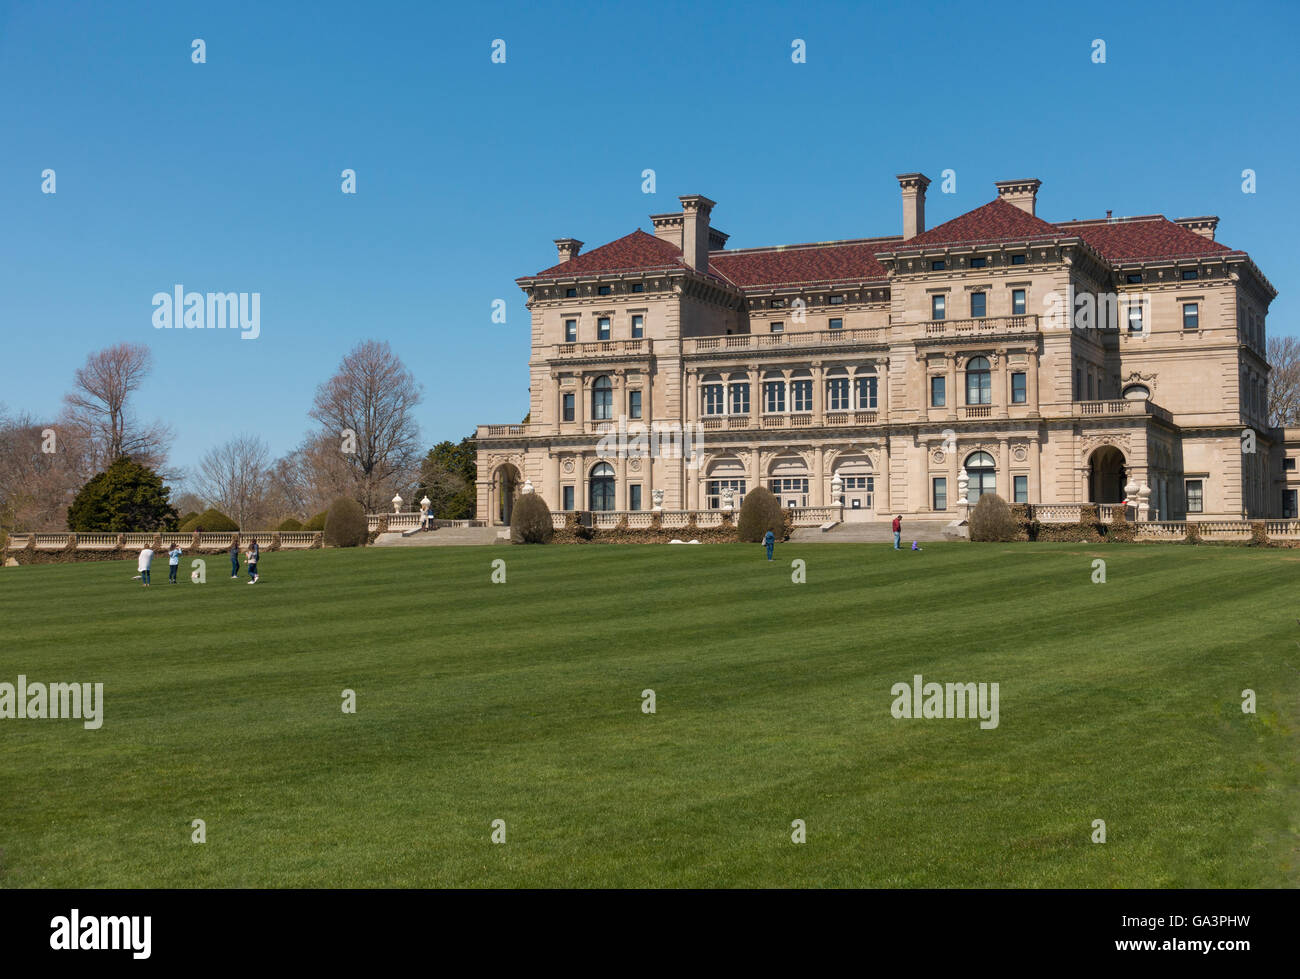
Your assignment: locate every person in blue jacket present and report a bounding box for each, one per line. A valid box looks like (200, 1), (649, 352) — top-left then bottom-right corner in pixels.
(763, 529), (775, 561)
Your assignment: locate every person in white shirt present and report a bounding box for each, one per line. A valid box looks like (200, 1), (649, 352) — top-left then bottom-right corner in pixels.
(168, 544), (183, 583)
(137, 547), (154, 587)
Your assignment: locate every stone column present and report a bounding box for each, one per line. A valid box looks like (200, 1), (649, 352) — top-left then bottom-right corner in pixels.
(548, 452), (561, 510)
(877, 356), (890, 418)
(915, 353), (929, 423)
(748, 364), (760, 427)
(811, 363), (823, 420)
(996, 349), (1009, 418)
(877, 437), (891, 511)
(813, 445), (825, 505)
(1027, 348), (1040, 414)
(946, 353), (958, 421)
(1029, 439), (1042, 504)
(998, 438), (1011, 498)
(750, 447), (761, 497)
(616, 456), (627, 512)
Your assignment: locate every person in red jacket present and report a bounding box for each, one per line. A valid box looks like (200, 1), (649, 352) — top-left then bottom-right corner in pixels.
(892, 514), (902, 550)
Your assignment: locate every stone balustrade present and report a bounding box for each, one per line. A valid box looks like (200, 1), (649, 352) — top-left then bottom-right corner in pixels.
(4, 531), (325, 553)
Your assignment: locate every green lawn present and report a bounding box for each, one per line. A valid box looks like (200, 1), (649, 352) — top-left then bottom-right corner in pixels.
(1, 541), (1297, 888)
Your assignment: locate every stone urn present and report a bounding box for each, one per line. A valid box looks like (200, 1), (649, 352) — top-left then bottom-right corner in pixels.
(392, 493), (403, 514)
(652, 488), (664, 512)
(521, 479), (534, 495)
(720, 486), (735, 511)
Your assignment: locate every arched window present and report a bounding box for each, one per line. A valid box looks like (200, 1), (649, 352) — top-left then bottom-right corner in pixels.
(589, 462), (615, 511)
(964, 451), (996, 502)
(592, 375), (613, 420)
(701, 373), (724, 416)
(965, 357), (991, 405)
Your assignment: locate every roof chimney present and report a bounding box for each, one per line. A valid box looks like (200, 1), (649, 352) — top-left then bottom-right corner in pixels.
(994, 179), (1042, 216)
(554, 238), (583, 263)
(1174, 216), (1219, 241)
(650, 212), (683, 249)
(678, 195), (716, 272)
(896, 173), (931, 240)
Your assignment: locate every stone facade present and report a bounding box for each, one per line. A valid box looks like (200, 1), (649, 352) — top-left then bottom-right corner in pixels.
(478, 176), (1296, 524)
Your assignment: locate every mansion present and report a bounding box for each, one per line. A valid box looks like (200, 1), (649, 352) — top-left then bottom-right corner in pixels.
(476, 175), (1299, 524)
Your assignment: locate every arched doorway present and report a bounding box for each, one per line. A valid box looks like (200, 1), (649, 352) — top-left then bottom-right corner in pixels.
(963, 451), (996, 503)
(589, 462), (615, 511)
(1088, 446), (1127, 504)
(832, 452), (874, 519)
(494, 464), (521, 525)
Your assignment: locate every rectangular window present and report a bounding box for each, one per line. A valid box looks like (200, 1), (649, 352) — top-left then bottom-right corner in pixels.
(855, 376), (878, 410)
(1011, 254), (1026, 265)
(564, 319), (577, 342)
(764, 381), (786, 413)
(631, 283), (644, 293)
(1127, 304), (1143, 333)
(1283, 457), (1296, 471)
(562, 392), (575, 422)
(931, 260), (946, 271)
(706, 479), (747, 509)
(702, 384), (724, 415)
(728, 383), (749, 415)
(1181, 269), (1198, 280)
(932, 294), (946, 320)
(971, 292), (987, 318)
(828, 317), (843, 330)
(1182, 303), (1199, 330)
(628, 390), (642, 419)
(1186, 479), (1204, 514)
(827, 377), (850, 411)
(1014, 475), (1028, 504)
(631, 314), (644, 338)
(565, 287), (577, 297)
(562, 485), (575, 511)
(1087, 374), (1094, 400)
(970, 257), (987, 268)
(598, 317), (611, 340)
(770, 321), (784, 333)
(769, 298), (785, 308)
(828, 294), (845, 305)
(768, 477), (809, 507)
(1012, 289), (1026, 316)
(791, 379), (812, 413)
(629, 485), (642, 511)
(1284, 489), (1298, 519)
(1126, 273), (1142, 284)
(597, 285), (612, 295)
(933, 477), (947, 511)
(1011, 372), (1027, 404)
(930, 375), (946, 407)
(1074, 368), (1082, 400)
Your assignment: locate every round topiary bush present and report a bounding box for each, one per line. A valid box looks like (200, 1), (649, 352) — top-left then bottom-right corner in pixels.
(969, 493), (1017, 542)
(737, 486), (784, 542)
(510, 492), (554, 544)
(179, 508), (239, 533)
(302, 511), (328, 532)
(276, 517), (304, 532)
(323, 497), (367, 547)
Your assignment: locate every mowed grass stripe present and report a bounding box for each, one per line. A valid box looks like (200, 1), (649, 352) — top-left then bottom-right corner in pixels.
(0, 543), (1295, 886)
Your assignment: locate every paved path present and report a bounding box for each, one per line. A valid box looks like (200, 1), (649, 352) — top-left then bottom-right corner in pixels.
(790, 520), (963, 543)
(372, 527), (506, 546)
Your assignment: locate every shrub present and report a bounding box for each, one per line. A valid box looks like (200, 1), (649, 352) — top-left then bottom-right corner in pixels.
(302, 511), (328, 532)
(178, 508), (238, 533)
(324, 498), (367, 547)
(969, 493), (1017, 542)
(67, 457), (179, 532)
(276, 517), (304, 532)
(1184, 521), (1202, 545)
(737, 487), (784, 542)
(510, 493), (554, 544)
(1249, 520), (1268, 547)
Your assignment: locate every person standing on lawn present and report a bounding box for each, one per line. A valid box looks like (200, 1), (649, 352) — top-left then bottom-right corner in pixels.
(246, 538), (260, 584)
(763, 529), (775, 561)
(892, 514), (902, 550)
(229, 540), (240, 579)
(137, 546), (154, 587)
(168, 543), (183, 583)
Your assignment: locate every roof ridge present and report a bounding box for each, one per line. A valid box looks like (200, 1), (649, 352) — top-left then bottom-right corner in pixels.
(713, 235), (902, 256)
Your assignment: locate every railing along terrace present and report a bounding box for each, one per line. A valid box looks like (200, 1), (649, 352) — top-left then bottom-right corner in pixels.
(554, 339), (650, 358)
(923, 315), (1038, 337)
(686, 326), (886, 354)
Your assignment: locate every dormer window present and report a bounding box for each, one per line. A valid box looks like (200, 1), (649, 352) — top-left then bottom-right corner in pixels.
(770, 298), (785, 308)
(970, 257), (987, 268)
(631, 283), (645, 293)
(1126, 273), (1142, 284)
(565, 288), (578, 297)
(931, 260), (946, 271)
(828, 295), (845, 305)
(1011, 254), (1026, 265)
(1181, 269), (1198, 281)
(597, 285), (612, 295)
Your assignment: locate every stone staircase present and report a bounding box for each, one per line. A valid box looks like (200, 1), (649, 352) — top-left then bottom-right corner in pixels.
(372, 526), (506, 547)
(790, 519), (964, 544)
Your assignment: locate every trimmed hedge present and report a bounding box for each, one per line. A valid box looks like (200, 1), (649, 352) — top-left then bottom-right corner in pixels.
(324, 498), (367, 548)
(276, 517), (304, 532)
(736, 487), (785, 543)
(302, 511), (328, 532)
(969, 494), (1017, 542)
(180, 508), (239, 533)
(510, 493), (554, 544)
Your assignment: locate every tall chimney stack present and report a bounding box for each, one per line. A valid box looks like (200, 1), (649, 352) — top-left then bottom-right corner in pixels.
(1174, 216), (1219, 241)
(896, 173), (931, 240)
(994, 179), (1042, 216)
(554, 238), (583, 263)
(678, 195), (716, 272)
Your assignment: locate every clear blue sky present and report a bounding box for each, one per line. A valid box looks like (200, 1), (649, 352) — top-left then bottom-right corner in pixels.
(3, 0), (1297, 476)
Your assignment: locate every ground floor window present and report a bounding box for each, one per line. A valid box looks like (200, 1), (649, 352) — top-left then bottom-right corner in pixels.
(562, 485), (574, 511)
(1185, 479), (1204, 514)
(590, 463), (616, 511)
(706, 479), (746, 509)
(840, 475), (873, 509)
(965, 451), (996, 503)
(1285, 489), (1298, 519)
(769, 477), (809, 508)
(933, 477), (947, 511)
(630, 484), (642, 511)
(1014, 475), (1028, 504)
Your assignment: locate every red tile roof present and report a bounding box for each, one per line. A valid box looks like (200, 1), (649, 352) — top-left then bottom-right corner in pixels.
(1056, 216), (1238, 262)
(708, 238), (898, 288)
(899, 198), (1063, 249)
(525, 229), (689, 279)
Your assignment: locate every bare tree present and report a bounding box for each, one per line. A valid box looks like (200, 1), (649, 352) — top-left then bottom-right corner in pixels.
(1268, 335), (1300, 429)
(308, 340), (423, 511)
(61, 343), (172, 475)
(195, 434), (273, 529)
(0, 410), (88, 532)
